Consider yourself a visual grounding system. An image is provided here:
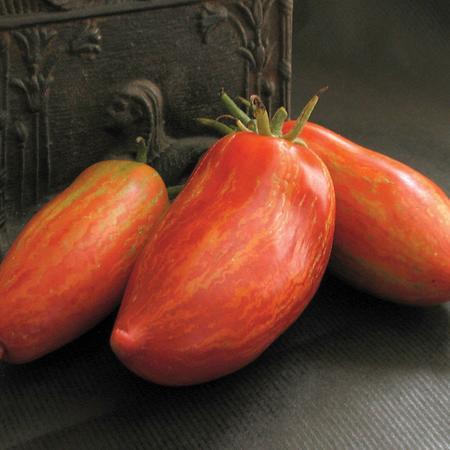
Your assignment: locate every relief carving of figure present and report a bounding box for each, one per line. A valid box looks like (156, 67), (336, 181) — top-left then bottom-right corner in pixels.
(106, 79), (216, 186)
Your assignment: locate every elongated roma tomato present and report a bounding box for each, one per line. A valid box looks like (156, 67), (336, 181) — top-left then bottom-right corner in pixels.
(111, 129), (335, 386)
(0, 160), (168, 363)
(284, 121), (450, 305)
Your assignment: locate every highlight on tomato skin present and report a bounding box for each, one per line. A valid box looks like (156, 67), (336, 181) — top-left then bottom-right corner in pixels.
(111, 128), (336, 386)
(0, 159), (169, 364)
(284, 121), (450, 305)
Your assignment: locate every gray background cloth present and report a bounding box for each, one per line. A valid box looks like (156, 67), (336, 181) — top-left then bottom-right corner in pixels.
(1, 0), (449, 448)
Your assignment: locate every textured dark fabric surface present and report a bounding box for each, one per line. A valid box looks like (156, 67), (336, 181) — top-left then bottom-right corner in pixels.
(1, 1), (449, 449)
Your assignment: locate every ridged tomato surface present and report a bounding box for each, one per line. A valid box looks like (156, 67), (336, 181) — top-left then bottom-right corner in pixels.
(286, 121), (450, 305)
(0, 160), (168, 363)
(111, 132), (335, 386)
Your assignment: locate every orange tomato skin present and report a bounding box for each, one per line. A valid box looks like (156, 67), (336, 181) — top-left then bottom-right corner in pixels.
(111, 132), (335, 386)
(285, 121), (450, 305)
(0, 160), (168, 363)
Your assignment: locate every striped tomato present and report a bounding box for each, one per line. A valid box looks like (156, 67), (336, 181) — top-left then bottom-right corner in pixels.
(0, 159), (168, 363)
(283, 121), (450, 305)
(111, 97), (335, 386)
(213, 91), (449, 305)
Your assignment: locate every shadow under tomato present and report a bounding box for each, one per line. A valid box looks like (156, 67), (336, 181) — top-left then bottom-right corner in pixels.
(267, 273), (449, 370)
(1, 274), (448, 449)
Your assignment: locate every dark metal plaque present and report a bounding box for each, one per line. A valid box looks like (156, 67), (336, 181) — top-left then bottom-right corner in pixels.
(0, 0), (293, 254)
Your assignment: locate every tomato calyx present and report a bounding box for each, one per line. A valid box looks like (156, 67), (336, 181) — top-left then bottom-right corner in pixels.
(135, 137), (149, 163)
(198, 86), (328, 147)
(135, 138), (183, 201)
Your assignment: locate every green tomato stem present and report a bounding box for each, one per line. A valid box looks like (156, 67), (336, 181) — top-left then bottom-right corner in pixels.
(247, 120), (257, 131)
(135, 137), (149, 163)
(202, 87), (327, 143)
(293, 137), (308, 148)
(236, 119), (254, 133)
(236, 96), (251, 108)
(270, 107), (288, 136)
(251, 95), (272, 136)
(282, 86), (328, 141)
(197, 118), (235, 136)
(220, 89), (252, 125)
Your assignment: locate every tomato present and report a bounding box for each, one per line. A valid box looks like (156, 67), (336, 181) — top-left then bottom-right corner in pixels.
(111, 113), (335, 385)
(0, 160), (168, 363)
(284, 121), (450, 305)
